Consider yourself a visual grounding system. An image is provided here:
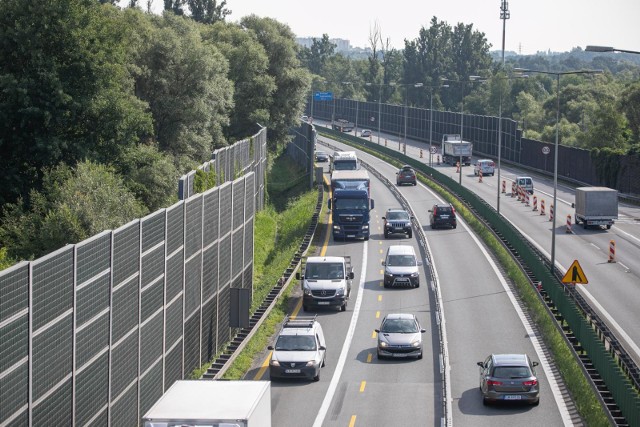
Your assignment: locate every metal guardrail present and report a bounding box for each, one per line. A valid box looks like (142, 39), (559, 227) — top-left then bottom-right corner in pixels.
(317, 127), (640, 427)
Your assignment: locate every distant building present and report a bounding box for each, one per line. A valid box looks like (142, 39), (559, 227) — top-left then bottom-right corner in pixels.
(296, 37), (374, 59)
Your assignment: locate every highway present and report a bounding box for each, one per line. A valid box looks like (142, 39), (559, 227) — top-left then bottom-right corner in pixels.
(246, 134), (573, 426)
(359, 127), (640, 368)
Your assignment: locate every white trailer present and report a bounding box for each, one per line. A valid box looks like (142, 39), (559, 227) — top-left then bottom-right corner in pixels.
(573, 187), (618, 230)
(142, 380), (271, 427)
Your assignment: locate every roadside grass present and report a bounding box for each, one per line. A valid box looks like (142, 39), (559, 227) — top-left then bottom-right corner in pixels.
(318, 130), (609, 425)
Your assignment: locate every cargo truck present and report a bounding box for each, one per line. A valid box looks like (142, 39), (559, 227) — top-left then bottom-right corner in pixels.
(297, 256), (354, 312)
(572, 187), (618, 229)
(142, 380), (271, 427)
(331, 151), (358, 172)
(331, 169), (370, 194)
(441, 134), (473, 166)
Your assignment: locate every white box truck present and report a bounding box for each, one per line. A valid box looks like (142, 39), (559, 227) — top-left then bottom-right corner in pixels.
(573, 186), (618, 230)
(142, 380), (271, 427)
(441, 134), (473, 166)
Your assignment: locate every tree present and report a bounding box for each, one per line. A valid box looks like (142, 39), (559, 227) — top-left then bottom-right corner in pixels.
(513, 91), (545, 137)
(0, 0), (153, 206)
(0, 161), (148, 260)
(620, 82), (640, 143)
(202, 21), (276, 141)
(188, 0), (231, 24)
(240, 15), (310, 147)
(164, 0), (186, 15)
(129, 11), (234, 168)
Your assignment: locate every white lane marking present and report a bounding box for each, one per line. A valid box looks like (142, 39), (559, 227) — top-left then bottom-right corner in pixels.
(408, 189), (570, 425)
(510, 221), (640, 362)
(461, 218), (573, 425)
(312, 242), (367, 427)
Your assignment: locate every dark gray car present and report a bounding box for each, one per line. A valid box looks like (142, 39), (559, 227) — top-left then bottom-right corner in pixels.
(477, 353), (540, 405)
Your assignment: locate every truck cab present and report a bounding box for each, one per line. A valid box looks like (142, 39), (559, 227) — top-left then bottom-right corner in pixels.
(297, 256), (354, 312)
(329, 189), (374, 240)
(331, 151), (358, 172)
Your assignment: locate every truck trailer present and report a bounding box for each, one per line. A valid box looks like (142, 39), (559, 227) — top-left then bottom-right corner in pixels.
(441, 134), (473, 166)
(573, 186), (618, 230)
(142, 380), (271, 427)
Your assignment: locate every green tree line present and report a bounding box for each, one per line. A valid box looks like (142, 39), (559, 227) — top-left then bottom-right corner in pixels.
(298, 17), (640, 151)
(0, 0), (311, 264)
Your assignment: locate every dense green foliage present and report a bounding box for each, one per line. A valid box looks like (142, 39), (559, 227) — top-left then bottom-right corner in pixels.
(0, 1), (311, 262)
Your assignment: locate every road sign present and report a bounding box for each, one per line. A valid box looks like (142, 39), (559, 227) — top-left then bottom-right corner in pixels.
(542, 146), (551, 155)
(430, 147), (437, 154)
(314, 91), (333, 101)
(561, 260), (588, 284)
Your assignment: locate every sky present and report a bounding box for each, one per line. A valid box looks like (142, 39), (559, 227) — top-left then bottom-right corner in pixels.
(216, 0), (640, 55)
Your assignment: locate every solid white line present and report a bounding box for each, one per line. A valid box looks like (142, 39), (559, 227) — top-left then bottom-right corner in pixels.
(312, 242), (368, 427)
(463, 218), (573, 425)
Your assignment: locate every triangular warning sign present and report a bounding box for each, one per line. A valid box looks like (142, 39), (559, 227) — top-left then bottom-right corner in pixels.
(561, 260), (588, 284)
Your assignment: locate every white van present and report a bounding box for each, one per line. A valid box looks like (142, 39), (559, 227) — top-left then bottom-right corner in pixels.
(474, 159), (495, 176)
(516, 176), (534, 194)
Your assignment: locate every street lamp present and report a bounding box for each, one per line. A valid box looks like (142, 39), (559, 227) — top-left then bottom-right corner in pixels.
(366, 82), (385, 144)
(425, 84), (448, 167)
(514, 68), (603, 273)
(585, 45), (640, 55)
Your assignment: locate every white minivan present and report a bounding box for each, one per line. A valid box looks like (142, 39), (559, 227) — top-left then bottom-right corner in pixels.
(474, 159), (495, 176)
(516, 176), (534, 194)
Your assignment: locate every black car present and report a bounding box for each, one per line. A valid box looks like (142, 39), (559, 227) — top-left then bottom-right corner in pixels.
(429, 203), (457, 229)
(315, 150), (329, 162)
(396, 165), (417, 186)
(382, 209), (413, 238)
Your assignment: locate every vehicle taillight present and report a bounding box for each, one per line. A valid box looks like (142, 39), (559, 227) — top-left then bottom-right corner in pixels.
(490, 162), (495, 167)
(487, 379), (503, 386)
(523, 379), (538, 387)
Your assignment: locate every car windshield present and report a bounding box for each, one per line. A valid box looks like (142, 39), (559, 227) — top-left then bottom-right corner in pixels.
(380, 319), (418, 333)
(275, 335), (317, 351)
(492, 366), (532, 379)
(334, 198), (368, 210)
(305, 262), (344, 280)
(333, 161), (357, 170)
(387, 211), (410, 220)
(387, 254), (416, 266)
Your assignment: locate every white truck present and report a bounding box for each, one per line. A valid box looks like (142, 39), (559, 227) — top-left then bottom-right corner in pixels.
(142, 380), (271, 427)
(573, 186), (618, 230)
(331, 151), (358, 172)
(297, 256), (354, 312)
(441, 134), (473, 166)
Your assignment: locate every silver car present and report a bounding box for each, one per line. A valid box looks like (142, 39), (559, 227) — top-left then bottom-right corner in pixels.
(477, 353), (540, 405)
(375, 313), (426, 359)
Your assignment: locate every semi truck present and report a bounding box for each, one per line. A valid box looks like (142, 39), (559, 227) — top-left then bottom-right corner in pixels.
(142, 380), (271, 427)
(573, 187), (618, 229)
(329, 169), (373, 240)
(331, 151), (358, 172)
(296, 256), (354, 312)
(441, 134), (473, 166)
(331, 118), (354, 132)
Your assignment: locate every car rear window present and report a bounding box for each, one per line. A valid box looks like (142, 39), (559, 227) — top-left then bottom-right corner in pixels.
(492, 366), (532, 379)
(437, 206), (452, 214)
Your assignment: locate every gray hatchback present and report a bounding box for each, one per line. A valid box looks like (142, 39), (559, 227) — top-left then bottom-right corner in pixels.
(375, 313), (426, 360)
(477, 353), (540, 405)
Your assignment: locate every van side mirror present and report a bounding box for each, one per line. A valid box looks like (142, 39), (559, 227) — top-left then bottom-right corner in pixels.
(370, 199), (375, 210)
(381, 261), (386, 266)
(296, 272), (301, 280)
(477, 361), (484, 368)
(571, 202), (575, 208)
(268, 346), (274, 350)
(349, 272), (354, 280)
(532, 361), (539, 367)
(417, 261), (423, 266)
(328, 199), (332, 210)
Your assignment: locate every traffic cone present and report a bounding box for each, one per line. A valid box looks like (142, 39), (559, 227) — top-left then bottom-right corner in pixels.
(478, 170), (483, 183)
(456, 162), (460, 173)
(566, 214), (572, 233)
(532, 196), (538, 211)
(608, 240), (616, 263)
(437, 155), (440, 165)
(525, 192), (530, 206)
(540, 199), (546, 216)
(420, 149), (423, 158)
(502, 180), (506, 193)
(511, 182), (516, 198)
(549, 204), (554, 222)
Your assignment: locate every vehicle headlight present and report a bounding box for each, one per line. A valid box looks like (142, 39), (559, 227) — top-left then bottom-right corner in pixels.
(362, 224), (369, 230)
(410, 272), (419, 277)
(379, 340), (388, 348)
(303, 286), (312, 296)
(306, 359), (319, 367)
(336, 287), (345, 296)
(333, 225), (341, 230)
(270, 359), (280, 366)
(411, 340), (421, 347)
(384, 271), (393, 277)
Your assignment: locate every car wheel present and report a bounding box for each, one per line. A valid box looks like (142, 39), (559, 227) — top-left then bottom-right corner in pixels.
(417, 351), (423, 360)
(383, 282), (389, 289)
(313, 372), (320, 382)
(407, 230), (412, 238)
(364, 235), (369, 241)
(413, 182), (417, 186)
(377, 351), (385, 360)
(384, 231), (388, 239)
(430, 224), (435, 229)
(414, 282), (419, 288)
(453, 224), (457, 229)
(340, 303), (346, 312)
(482, 397), (489, 406)
(322, 355), (326, 367)
(532, 398), (540, 406)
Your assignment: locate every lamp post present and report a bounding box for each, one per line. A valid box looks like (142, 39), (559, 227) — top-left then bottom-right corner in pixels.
(514, 68), (603, 272)
(366, 82), (385, 144)
(403, 83), (423, 145)
(585, 45), (640, 55)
